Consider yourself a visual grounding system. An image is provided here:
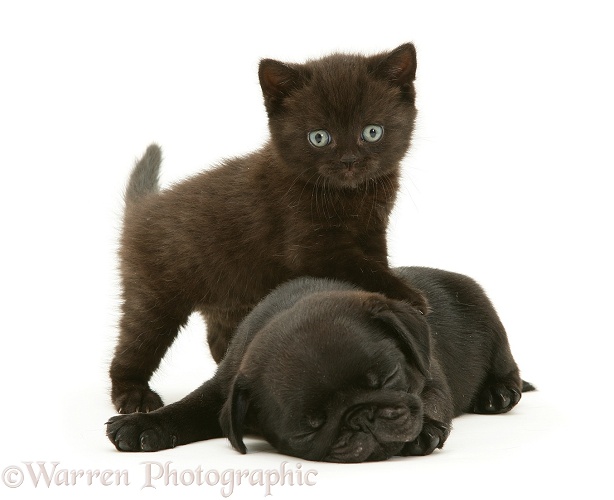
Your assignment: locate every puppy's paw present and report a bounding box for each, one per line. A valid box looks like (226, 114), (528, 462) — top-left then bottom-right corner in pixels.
(112, 384), (164, 414)
(106, 413), (177, 452)
(473, 382), (521, 414)
(401, 419), (450, 456)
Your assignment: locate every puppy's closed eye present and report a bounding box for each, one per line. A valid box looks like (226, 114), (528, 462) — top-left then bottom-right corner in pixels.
(365, 364), (402, 390)
(306, 413), (326, 430)
(289, 420), (324, 447)
(382, 364), (401, 388)
(288, 413), (326, 447)
(365, 371), (380, 389)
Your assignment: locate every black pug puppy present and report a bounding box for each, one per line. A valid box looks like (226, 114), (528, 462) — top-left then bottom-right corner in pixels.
(106, 267), (533, 462)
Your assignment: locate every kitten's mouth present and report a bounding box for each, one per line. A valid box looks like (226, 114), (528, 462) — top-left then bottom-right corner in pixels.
(321, 164), (370, 189)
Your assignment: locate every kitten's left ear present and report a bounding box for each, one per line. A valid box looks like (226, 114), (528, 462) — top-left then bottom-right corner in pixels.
(259, 59), (302, 114)
(370, 43), (417, 92)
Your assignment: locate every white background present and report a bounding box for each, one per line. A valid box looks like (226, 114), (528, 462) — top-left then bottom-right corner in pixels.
(1, 1), (613, 498)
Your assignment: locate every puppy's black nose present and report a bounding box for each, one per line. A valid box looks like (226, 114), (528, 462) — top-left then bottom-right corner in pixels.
(345, 405), (376, 431)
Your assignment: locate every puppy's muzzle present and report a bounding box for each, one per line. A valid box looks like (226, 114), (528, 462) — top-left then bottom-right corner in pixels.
(326, 393), (423, 462)
(345, 404), (411, 431)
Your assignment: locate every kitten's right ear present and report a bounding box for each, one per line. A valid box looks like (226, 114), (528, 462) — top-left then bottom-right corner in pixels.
(370, 43), (417, 100)
(259, 59), (301, 114)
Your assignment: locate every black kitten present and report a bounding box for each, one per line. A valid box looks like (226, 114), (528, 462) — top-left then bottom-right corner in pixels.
(110, 43), (428, 414)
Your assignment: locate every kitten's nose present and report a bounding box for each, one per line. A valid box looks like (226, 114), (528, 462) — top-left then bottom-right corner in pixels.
(340, 155), (358, 168)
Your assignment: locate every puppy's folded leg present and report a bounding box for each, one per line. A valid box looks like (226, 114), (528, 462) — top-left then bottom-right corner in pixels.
(401, 419), (450, 456)
(402, 364), (453, 456)
(472, 372), (522, 414)
(106, 379), (224, 452)
(472, 306), (524, 414)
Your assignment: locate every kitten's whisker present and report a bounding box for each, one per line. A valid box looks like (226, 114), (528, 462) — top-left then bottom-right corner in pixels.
(285, 167), (317, 208)
(365, 179), (375, 228)
(299, 171), (319, 215)
(388, 176), (398, 204)
(330, 179), (343, 221)
(311, 175), (322, 221)
(359, 176), (371, 214)
(320, 176), (328, 219)
(402, 170), (420, 212)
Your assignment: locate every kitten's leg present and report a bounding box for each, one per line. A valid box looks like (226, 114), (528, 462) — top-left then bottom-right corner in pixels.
(472, 324), (523, 414)
(106, 379), (224, 452)
(304, 255), (429, 314)
(360, 231), (430, 314)
(202, 307), (251, 363)
(110, 291), (190, 414)
(291, 226), (429, 313)
(402, 366), (453, 456)
(366, 266), (430, 314)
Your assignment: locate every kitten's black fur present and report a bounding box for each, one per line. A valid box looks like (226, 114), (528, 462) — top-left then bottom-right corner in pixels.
(110, 43), (428, 414)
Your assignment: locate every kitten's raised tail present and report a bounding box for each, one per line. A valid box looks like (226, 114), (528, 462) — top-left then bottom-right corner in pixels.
(125, 144), (162, 205)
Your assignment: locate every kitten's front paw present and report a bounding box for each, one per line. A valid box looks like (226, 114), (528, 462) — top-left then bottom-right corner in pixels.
(401, 419), (450, 456)
(106, 413), (177, 452)
(112, 383), (164, 414)
(473, 382), (521, 414)
(408, 289), (430, 316)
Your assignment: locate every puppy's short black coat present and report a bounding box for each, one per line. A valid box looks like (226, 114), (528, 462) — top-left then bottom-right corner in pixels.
(107, 267), (532, 462)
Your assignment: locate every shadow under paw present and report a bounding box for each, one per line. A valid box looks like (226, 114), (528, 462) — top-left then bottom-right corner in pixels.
(106, 413), (177, 452)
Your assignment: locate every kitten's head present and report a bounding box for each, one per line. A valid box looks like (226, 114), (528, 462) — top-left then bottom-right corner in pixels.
(259, 44), (417, 189)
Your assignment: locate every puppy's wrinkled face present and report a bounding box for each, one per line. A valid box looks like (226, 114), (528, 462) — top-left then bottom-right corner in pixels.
(223, 291), (430, 462)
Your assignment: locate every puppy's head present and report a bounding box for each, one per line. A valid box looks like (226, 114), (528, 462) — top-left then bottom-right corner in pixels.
(220, 290), (430, 462)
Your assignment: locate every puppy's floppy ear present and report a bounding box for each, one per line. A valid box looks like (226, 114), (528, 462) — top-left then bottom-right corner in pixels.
(365, 295), (431, 376)
(223, 373), (251, 454)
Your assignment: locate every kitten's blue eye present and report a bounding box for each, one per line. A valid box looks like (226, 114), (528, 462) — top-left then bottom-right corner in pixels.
(308, 130), (331, 148)
(362, 125), (384, 143)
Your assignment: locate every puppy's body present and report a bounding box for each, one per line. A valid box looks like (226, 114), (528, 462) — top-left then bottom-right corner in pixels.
(110, 44), (429, 414)
(107, 267), (531, 462)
